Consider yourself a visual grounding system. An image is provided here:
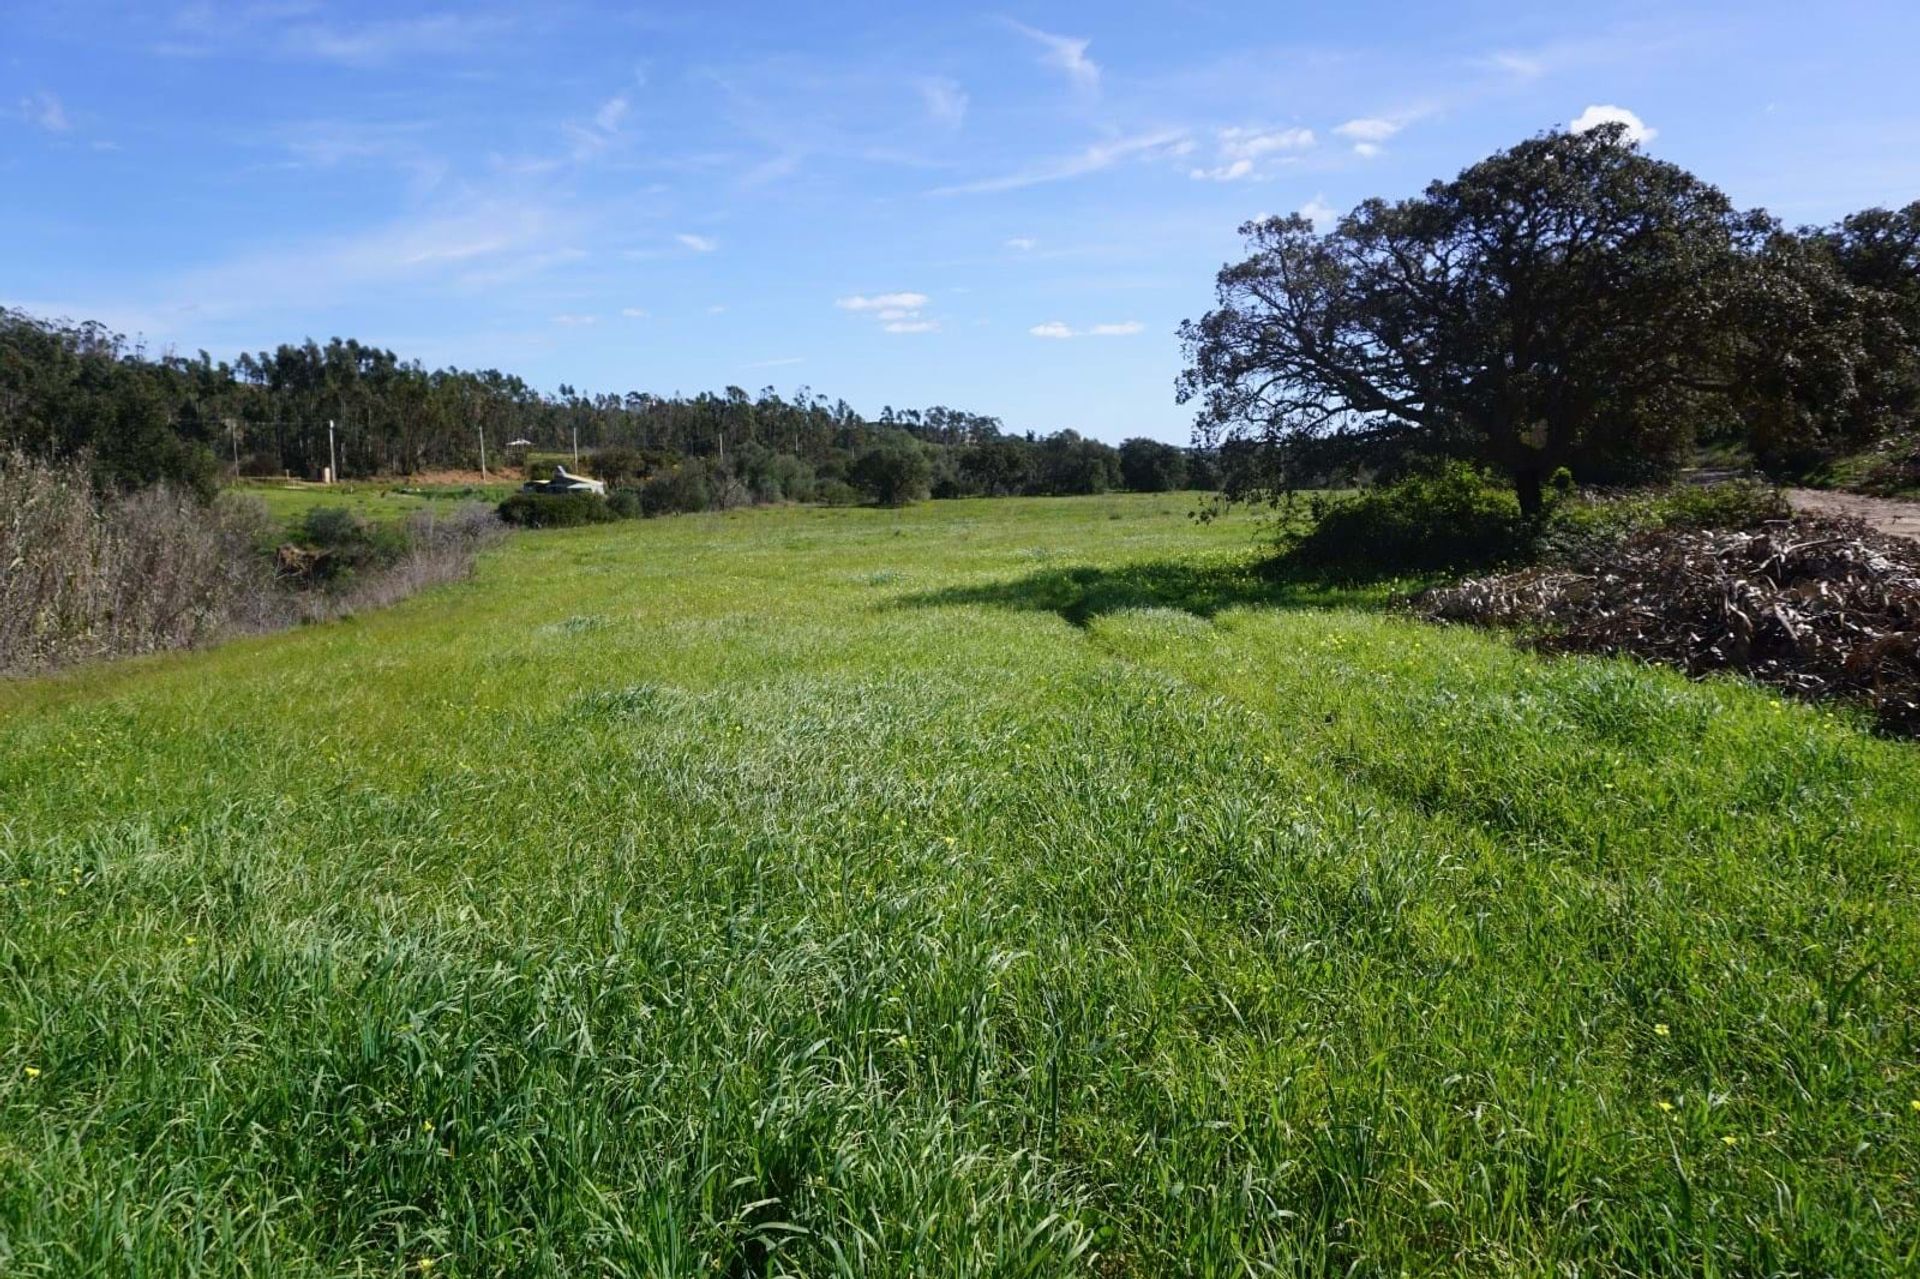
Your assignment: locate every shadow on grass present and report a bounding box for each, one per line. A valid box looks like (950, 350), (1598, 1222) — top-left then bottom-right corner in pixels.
(900, 555), (1427, 628)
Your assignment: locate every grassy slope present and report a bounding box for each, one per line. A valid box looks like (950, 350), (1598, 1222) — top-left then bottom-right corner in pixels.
(1, 494), (1916, 1276)
(226, 479), (517, 525)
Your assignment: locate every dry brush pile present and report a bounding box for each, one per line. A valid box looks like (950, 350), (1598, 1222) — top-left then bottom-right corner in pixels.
(1421, 516), (1920, 734)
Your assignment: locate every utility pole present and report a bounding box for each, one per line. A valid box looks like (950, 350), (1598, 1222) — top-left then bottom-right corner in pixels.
(571, 425), (579, 468)
(327, 418), (337, 485)
(229, 418), (240, 473)
(477, 426), (488, 480)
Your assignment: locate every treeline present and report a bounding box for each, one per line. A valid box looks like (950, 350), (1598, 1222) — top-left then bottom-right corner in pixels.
(0, 307), (1212, 502)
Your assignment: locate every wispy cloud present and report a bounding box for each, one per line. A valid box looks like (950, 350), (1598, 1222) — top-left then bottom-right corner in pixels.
(883, 319), (939, 333)
(620, 307), (649, 318)
(1029, 320), (1142, 339)
(550, 313), (598, 326)
(18, 90), (70, 133)
(1571, 103), (1656, 144)
(837, 292), (930, 311)
(920, 77), (968, 129)
(159, 199), (580, 318)
(281, 14), (507, 68)
(676, 233), (718, 253)
(932, 127), (1189, 195)
(1005, 237), (1038, 251)
(1485, 51), (1546, 81)
(1189, 125), (1313, 180)
(594, 95), (630, 133)
(1005, 21), (1099, 94)
(1334, 117), (1399, 143)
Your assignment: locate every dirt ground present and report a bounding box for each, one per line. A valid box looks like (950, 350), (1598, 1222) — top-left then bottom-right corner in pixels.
(1786, 488), (1920, 543)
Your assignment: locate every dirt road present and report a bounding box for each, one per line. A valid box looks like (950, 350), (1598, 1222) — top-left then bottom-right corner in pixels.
(1786, 488), (1920, 543)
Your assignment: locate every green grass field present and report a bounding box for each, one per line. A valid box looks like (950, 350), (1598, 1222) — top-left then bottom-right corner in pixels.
(225, 479), (518, 526)
(3, 494), (1917, 1275)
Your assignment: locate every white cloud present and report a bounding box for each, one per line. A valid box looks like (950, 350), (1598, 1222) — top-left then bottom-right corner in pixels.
(1029, 320), (1143, 339)
(620, 307), (649, 318)
(676, 233), (718, 253)
(1220, 125), (1314, 159)
(549, 313), (597, 326)
(19, 90), (70, 133)
(1352, 142), (1382, 159)
(837, 292), (929, 312)
(1005, 21), (1099, 93)
(1005, 237), (1038, 251)
(1571, 104), (1656, 144)
(1334, 117), (1400, 143)
(932, 128), (1189, 195)
(594, 95), (630, 133)
(1299, 195), (1338, 232)
(841, 291), (936, 333)
(706, 304), (727, 314)
(920, 77), (968, 129)
(1190, 126), (1313, 181)
(1190, 158), (1253, 182)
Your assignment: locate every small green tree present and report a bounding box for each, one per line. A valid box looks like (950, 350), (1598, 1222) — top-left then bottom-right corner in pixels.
(1118, 438), (1189, 492)
(849, 436), (931, 505)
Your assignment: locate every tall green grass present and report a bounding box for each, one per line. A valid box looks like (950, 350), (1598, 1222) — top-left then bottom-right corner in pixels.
(2, 495), (1916, 1275)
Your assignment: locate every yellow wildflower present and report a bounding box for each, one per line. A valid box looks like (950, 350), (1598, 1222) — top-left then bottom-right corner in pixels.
(1721, 1135), (1738, 1147)
(1653, 1023), (1670, 1037)
(1657, 1100), (1674, 1113)
(24, 1066), (41, 1079)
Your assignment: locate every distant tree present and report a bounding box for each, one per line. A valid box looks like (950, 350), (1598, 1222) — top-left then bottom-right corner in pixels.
(1179, 126), (1754, 514)
(956, 438), (1033, 496)
(1118, 437), (1189, 491)
(1032, 431), (1120, 495)
(1185, 447), (1221, 491)
(849, 435), (931, 505)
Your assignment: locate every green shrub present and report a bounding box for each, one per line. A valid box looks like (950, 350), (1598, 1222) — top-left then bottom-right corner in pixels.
(638, 467), (711, 517)
(814, 479), (861, 507)
(496, 492), (619, 528)
(606, 488), (644, 519)
(1287, 464), (1527, 574)
(1537, 480), (1789, 561)
(849, 437), (932, 506)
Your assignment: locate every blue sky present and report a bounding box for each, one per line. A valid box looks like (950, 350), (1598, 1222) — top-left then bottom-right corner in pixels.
(5, 1), (1917, 443)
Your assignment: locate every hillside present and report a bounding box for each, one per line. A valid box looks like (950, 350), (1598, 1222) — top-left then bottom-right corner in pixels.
(3, 495), (1917, 1275)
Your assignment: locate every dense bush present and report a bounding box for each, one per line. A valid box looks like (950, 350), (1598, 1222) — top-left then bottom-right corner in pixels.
(0, 454), (505, 673)
(638, 467), (712, 517)
(1118, 437), (1189, 492)
(0, 454), (277, 670)
(1286, 464), (1528, 574)
(606, 488), (644, 519)
(1536, 479), (1791, 562)
(849, 436), (932, 505)
(496, 492), (620, 528)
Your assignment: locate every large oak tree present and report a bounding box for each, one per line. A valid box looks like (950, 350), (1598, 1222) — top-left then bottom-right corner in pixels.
(1179, 125), (1764, 513)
